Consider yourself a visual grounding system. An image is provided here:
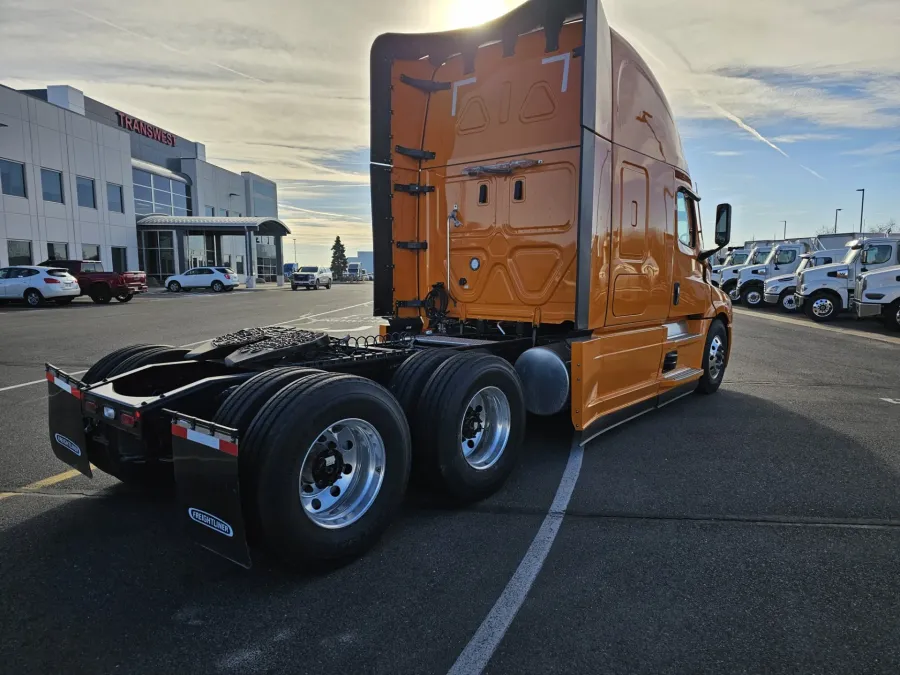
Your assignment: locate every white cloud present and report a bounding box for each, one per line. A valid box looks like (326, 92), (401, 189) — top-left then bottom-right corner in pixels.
(711, 151), (743, 156)
(842, 142), (900, 156)
(772, 133), (842, 144)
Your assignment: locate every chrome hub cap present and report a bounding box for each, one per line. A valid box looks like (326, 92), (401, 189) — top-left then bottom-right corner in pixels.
(782, 294), (796, 310)
(299, 419), (385, 529)
(459, 386), (511, 470)
(708, 335), (725, 380)
(746, 291), (762, 306)
(812, 298), (834, 318)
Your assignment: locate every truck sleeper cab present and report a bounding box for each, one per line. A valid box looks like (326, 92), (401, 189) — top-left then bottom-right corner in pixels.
(852, 265), (900, 331)
(796, 238), (900, 321)
(763, 248), (846, 312)
(45, 0), (734, 570)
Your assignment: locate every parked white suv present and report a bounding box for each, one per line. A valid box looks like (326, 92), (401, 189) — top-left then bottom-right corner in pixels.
(796, 238), (900, 321)
(0, 265), (80, 307)
(291, 266), (332, 290)
(165, 267), (240, 293)
(763, 248), (846, 312)
(852, 265), (900, 331)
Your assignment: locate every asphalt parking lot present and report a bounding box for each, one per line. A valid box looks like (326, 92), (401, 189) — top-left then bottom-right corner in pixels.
(1, 288), (899, 675)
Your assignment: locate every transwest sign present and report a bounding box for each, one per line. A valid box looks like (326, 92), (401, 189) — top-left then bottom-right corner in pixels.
(115, 112), (176, 147)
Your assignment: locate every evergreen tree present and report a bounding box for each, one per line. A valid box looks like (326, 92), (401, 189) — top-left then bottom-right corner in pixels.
(331, 236), (348, 278)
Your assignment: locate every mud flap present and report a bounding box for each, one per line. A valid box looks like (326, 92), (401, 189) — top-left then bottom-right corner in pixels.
(46, 365), (92, 478)
(168, 412), (251, 568)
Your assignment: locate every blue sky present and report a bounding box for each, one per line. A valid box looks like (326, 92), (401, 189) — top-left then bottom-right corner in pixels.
(1, 0), (898, 263)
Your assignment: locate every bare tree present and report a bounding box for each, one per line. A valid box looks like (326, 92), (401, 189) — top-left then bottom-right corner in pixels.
(867, 218), (896, 234)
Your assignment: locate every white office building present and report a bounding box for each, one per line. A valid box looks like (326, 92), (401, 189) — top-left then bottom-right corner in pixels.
(0, 84), (287, 285)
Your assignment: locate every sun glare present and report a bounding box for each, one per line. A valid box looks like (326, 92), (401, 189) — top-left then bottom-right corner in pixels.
(443, 0), (524, 29)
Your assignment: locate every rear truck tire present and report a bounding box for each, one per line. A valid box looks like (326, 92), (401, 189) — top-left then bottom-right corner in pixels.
(804, 291), (840, 322)
(90, 284), (112, 304)
(115, 293), (134, 303)
(885, 299), (900, 332)
(696, 320), (728, 395)
(242, 373), (411, 567)
(211, 280), (225, 293)
(389, 349), (456, 420)
(23, 289), (44, 307)
(413, 352), (526, 503)
(168, 281), (182, 292)
(778, 289), (797, 312)
(54, 296), (75, 306)
(722, 280), (739, 303)
(107, 346), (190, 377)
(740, 285), (764, 308)
(82, 344), (161, 384)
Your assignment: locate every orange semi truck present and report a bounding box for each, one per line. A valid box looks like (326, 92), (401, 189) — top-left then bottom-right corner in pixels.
(44, 0), (733, 569)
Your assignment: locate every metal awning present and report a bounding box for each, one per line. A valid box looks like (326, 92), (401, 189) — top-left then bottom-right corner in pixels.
(131, 158), (192, 185)
(136, 215), (290, 237)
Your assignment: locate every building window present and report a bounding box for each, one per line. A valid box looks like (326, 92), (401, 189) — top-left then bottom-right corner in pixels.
(138, 230), (176, 284)
(0, 158), (27, 198)
(7, 240), (33, 266)
(112, 247), (128, 273)
(47, 242), (69, 261)
(205, 206), (215, 216)
(76, 176), (96, 209)
(82, 244), (101, 261)
(41, 168), (64, 203)
(107, 183), (124, 213)
(132, 168), (191, 216)
(235, 255), (244, 275)
(256, 235), (277, 282)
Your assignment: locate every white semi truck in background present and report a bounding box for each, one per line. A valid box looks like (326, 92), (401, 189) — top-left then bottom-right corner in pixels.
(763, 249), (848, 312)
(852, 264), (900, 331)
(796, 237), (900, 321)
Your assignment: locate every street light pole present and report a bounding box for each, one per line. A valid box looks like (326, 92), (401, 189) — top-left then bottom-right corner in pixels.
(834, 208), (842, 234)
(857, 189), (866, 233)
(781, 220), (787, 239)
(292, 237), (297, 263)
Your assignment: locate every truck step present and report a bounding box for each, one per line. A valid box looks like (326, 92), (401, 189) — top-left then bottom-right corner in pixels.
(663, 367), (704, 382)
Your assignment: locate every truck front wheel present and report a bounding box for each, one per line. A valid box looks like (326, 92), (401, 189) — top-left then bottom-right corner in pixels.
(886, 300), (900, 332)
(805, 291), (840, 322)
(696, 320), (728, 395)
(740, 285), (764, 308)
(778, 289), (797, 312)
(722, 280), (739, 303)
(243, 373), (411, 568)
(413, 352), (525, 503)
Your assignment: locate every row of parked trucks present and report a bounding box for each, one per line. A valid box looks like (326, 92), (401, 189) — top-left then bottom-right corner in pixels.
(711, 234), (900, 330)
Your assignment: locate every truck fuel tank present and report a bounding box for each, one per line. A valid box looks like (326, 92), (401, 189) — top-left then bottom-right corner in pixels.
(514, 342), (571, 416)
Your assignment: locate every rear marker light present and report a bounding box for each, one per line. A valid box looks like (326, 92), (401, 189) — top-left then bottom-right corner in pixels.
(84, 400), (97, 413)
(120, 413), (136, 427)
(103, 406), (116, 420)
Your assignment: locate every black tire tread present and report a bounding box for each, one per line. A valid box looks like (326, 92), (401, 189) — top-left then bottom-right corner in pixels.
(390, 349), (456, 419)
(82, 344), (161, 384)
(108, 346), (190, 377)
(696, 319), (727, 395)
(214, 367), (321, 435)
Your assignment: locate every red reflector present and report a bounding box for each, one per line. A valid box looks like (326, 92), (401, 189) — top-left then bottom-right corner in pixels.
(84, 400), (97, 413)
(220, 440), (239, 457)
(45, 371), (54, 382)
(72, 388), (83, 400)
(171, 424), (188, 439)
(120, 413), (136, 427)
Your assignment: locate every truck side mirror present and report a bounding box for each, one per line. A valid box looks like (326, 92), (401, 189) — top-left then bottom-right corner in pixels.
(714, 203), (732, 248)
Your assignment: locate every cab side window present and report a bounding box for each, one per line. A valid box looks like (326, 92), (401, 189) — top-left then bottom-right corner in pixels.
(0, 268), (10, 279)
(862, 245), (893, 265)
(676, 191), (696, 249)
(775, 250), (797, 265)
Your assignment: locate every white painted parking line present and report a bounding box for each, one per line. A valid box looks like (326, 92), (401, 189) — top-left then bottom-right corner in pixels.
(880, 398), (900, 405)
(733, 308), (900, 346)
(0, 301), (374, 392)
(447, 438), (584, 675)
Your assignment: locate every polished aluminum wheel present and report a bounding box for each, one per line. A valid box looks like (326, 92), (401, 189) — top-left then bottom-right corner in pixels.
(812, 297), (834, 318)
(745, 290), (762, 306)
(459, 386), (511, 470)
(708, 335), (725, 380)
(728, 286), (740, 301)
(781, 294), (796, 311)
(299, 418), (385, 529)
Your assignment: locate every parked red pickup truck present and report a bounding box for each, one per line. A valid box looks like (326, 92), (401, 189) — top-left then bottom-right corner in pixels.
(38, 260), (147, 304)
